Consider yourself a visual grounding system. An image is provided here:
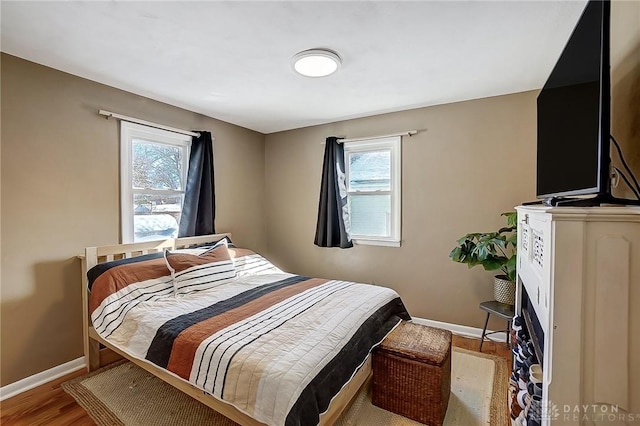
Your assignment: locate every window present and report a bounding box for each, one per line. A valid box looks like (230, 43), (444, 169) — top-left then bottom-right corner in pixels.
(344, 136), (401, 247)
(120, 122), (191, 243)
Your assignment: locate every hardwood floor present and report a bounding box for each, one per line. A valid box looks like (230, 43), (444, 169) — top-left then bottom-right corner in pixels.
(1, 336), (511, 426)
(1, 369), (93, 426)
(453, 334), (512, 369)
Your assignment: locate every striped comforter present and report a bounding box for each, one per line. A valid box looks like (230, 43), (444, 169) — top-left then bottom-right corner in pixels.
(89, 248), (410, 426)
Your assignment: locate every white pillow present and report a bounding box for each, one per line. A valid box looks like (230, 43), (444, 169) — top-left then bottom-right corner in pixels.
(230, 251), (284, 277)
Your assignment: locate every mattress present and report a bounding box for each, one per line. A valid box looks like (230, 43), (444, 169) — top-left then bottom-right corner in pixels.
(88, 244), (410, 426)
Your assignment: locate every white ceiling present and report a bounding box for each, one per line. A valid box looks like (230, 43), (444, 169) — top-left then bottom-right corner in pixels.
(1, 1), (588, 134)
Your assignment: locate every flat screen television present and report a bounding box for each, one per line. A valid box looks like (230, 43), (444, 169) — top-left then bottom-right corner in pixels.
(535, 0), (634, 206)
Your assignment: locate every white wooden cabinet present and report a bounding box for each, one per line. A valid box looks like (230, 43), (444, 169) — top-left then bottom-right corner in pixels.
(515, 205), (640, 425)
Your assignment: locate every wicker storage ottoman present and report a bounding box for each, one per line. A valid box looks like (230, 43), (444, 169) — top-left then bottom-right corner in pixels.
(372, 321), (452, 426)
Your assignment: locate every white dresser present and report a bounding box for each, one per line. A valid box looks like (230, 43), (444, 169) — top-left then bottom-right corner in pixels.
(515, 205), (640, 424)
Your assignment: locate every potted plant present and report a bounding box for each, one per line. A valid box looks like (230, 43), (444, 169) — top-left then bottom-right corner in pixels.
(449, 212), (517, 305)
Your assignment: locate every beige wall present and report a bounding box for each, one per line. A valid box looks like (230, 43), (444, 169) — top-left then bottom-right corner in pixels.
(611, 0), (640, 412)
(0, 54), (266, 386)
(264, 92), (537, 329)
(610, 0), (640, 200)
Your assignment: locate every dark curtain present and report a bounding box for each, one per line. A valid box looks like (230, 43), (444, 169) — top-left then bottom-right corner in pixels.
(314, 136), (353, 248)
(178, 131), (215, 237)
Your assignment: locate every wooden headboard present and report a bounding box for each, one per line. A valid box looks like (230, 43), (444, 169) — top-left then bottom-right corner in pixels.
(80, 233), (231, 370)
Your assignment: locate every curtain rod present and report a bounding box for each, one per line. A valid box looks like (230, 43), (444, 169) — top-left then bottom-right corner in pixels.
(98, 110), (201, 138)
(320, 130), (418, 145)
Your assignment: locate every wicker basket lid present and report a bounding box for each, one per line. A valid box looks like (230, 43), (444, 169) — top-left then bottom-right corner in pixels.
(379, 321), (452, 365)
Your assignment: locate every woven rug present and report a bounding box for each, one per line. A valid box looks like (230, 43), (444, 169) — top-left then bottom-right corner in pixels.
(62, 347), (508, 426)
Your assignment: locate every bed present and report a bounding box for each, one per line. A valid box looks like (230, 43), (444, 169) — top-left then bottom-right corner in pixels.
(81, 233), (410, 426)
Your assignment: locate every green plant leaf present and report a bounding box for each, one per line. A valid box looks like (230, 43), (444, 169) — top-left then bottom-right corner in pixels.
(449, 247), (463, 262)
(466, 259), (483, 268)
(502, 211), (517, 227)
(505, 256), (517, 281)
(450, 211), (518, 278)
(456, 236), (470, 245)
(481, 255), (506, 271)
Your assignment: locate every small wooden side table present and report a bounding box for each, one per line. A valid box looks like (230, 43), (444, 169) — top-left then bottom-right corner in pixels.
(478, 300), (515, 351)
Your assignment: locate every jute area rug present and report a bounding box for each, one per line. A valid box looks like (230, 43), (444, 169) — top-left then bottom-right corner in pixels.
(62, 347), (508, 426)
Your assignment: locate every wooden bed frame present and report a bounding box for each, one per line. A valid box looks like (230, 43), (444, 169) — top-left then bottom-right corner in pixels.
(80, 233), (371, 426)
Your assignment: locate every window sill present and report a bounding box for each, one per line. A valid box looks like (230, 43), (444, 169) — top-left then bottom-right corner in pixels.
(353, 239), (401, 248)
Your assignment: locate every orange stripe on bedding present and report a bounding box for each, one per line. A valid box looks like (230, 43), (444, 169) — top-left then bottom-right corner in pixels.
(166, 244), (231, 273)
(167, 278), (328, 379)
(89, 258), (170, 314)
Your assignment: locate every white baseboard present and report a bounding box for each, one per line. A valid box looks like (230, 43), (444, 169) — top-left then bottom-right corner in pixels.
(0, 356), (85, 401)
(411, 316), (508, 342)
(0, 318), (505, 401)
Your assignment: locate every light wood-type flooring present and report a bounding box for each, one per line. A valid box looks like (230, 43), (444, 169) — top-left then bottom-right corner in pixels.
(1, 335), (511, 426)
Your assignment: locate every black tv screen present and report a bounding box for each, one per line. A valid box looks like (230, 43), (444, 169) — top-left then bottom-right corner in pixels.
(536, 0), (610, 200)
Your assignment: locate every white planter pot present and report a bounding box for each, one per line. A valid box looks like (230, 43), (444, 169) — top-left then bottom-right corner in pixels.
(494, 275), (515, 305)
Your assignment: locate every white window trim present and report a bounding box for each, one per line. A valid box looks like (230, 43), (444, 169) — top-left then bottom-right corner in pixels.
(120, 121), (191, 243)
(343, 136), (401, 247)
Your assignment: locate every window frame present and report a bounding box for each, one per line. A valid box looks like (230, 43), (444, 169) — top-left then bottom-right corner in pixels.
(343, 136), (402, 247)
(120, 121), (191, 243)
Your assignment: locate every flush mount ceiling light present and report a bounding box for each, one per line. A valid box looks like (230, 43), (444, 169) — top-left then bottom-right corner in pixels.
(292, 49), (342, 77)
